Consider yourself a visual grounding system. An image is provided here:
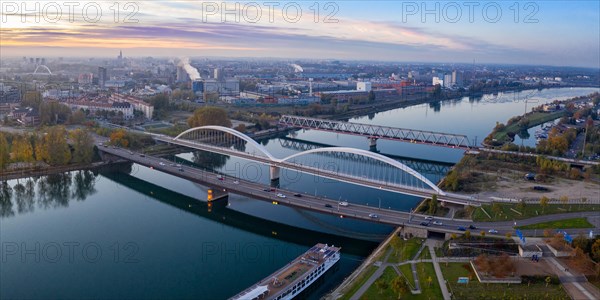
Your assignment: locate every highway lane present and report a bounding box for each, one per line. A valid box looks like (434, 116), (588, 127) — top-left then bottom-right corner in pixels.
(97, 142), (599, 237)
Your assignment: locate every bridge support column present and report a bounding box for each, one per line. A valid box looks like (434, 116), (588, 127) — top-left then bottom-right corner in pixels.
(269, 165), (280, 181)
(368, 137), (378, 147)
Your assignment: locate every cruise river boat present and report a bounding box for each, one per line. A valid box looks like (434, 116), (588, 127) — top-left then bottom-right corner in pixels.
(230, 243), (341, 300)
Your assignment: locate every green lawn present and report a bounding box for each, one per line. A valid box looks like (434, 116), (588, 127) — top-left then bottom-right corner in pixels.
(387, 238), (424, 263)
(398, 264), (415, 290)
(360, 267), (402, 300)
(412, 263), (444, 300)
(440, 262), (570, 299)
(419, 246), (431, 260)
(472, 203), (600, 221)
(516, 217), (593, 230)
(493, 111), (566, 143)
(339, 266), (379, 300)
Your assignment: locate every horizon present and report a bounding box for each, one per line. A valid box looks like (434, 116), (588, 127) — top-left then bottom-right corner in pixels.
(1, 1), (599, 68)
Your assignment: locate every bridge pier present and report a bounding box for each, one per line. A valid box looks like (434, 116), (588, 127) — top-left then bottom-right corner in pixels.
(269, 165), (280, 181)
(368, 137), (378, 148)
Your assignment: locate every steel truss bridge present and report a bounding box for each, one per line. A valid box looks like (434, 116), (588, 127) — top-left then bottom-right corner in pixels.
(145, 126), (478, 205)
(278, 115), (472, 149)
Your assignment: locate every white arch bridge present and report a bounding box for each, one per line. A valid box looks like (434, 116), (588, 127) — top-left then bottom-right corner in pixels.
(148, 126), (476, 204)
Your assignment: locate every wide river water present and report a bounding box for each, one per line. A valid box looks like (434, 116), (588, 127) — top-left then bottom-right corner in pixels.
(1, 87), (597, 299)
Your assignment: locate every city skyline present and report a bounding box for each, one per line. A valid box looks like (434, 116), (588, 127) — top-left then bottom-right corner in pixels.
(1, 1), (599, 67)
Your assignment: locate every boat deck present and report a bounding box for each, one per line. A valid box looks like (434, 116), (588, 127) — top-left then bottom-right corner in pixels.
(230, 243), (340, 300)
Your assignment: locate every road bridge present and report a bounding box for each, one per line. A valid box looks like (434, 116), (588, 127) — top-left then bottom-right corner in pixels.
(98, 145), (599, 237)
(151, 126), (483, 205)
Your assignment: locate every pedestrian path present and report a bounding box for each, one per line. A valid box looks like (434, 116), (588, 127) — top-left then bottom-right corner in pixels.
(427, 240), (451, 300)
(546, 256), (599, 300)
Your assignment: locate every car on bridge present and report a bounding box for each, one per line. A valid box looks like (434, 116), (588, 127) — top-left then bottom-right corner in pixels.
(276, 193), (286, 198)
(432, 221), (443, 226)
(420, 221), (430, 226)
(293, 193), (302, 197)
(458, 226), (466, 231)
(469, 225), (477, 230)
(339, 201), (349, 207)
(325, 204), (332, 208)
(425, 216), (433, 221)
(488, 229), (498, 234)
(369, 213), (379, 219)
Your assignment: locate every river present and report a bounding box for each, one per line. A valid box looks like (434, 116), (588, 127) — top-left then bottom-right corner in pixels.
(1, 87), (597, 299)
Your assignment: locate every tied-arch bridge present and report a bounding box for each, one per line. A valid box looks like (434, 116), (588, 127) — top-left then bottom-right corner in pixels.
(32, 65), (53, 75)
(147, 126), (476, 204)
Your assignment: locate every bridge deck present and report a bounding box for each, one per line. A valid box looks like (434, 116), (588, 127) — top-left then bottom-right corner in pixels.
(98, 146), (476, 231)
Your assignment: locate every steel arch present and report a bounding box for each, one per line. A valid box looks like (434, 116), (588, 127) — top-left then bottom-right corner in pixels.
(173, 126), (444, 195)
(174, 126), (277, 160)
(279, 147), (445, 195)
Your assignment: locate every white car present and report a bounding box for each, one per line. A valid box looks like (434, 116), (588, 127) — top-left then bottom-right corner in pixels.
(432, 221), (443, 226)
(276, 193), (286, 198)
(338, 201), (349, 207)
(233, 180), (239, 184)
(488, 229), (498, 234)
(425, 216), (434, 221)
(159, 162), (165, 166)
(368, 213), (379, 219)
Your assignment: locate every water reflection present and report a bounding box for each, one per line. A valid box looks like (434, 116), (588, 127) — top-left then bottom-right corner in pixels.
(0, 170), (98, 218)
(192, 151), (229, 170)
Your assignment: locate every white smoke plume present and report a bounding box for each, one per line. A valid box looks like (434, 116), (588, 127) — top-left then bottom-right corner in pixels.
(290, 63), (303, 73)
(179, 57), (201, 80)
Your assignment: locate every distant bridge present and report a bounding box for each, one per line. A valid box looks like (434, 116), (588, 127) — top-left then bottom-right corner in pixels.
(32, 65), (53, 75)
(279, 115), (472, 149)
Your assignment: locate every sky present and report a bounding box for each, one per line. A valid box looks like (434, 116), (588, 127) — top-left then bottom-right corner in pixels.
(1, 1), (599, 67)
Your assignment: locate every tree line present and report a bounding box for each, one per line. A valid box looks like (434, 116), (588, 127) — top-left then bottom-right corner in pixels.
(0, 127), (95, 170)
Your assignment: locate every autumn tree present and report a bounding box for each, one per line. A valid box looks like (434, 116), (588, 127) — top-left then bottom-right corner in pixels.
(187, 106), (231, 128)
(71, 129), (94, 164)
(375, 278), (389, 294)
(428, 194), (438, 215)
(540, 196), (550, 213)
(390, 236), (403, 258)
(11, 135), (34, 162)
(110, 129), (129, 147)
(42, 126), (71, 165)
(0, 133), (10, 169)
(491, 202), (502, 218)
(391, 276), (409, 299)
(591, 239), (600, 262)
